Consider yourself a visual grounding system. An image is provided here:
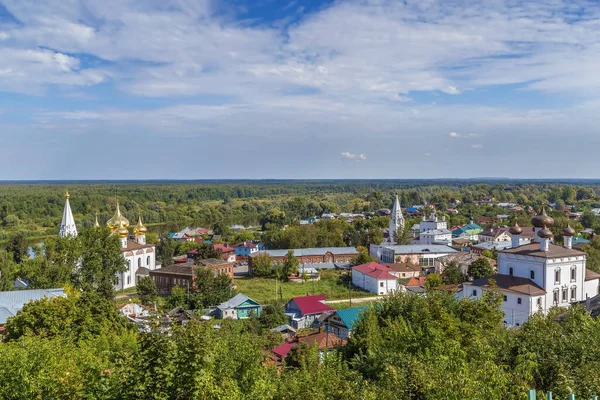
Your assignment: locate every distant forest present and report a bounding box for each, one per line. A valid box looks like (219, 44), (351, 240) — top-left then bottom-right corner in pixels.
(1, 179), (600, 241)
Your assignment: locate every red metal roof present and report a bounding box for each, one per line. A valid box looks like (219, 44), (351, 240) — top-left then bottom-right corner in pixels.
(214, 243), (235, 253)
(291, 294), (334, 315)
(352, 262), (397, 280)
(272, 342), (296, 358)
(405, 276), (427, 287)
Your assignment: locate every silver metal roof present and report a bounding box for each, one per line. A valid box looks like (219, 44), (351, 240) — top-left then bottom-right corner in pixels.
(0, 288), (66, 324)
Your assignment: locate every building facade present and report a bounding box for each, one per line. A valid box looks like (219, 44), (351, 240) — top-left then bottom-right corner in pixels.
(249, 247), (358, 273)
(351, 262), (398, 295)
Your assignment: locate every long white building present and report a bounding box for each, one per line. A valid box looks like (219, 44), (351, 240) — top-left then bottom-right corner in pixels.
(458, 210), (600, 326)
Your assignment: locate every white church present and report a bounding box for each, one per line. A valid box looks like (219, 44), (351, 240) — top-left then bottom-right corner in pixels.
(59, 191), (159, 290)
(459, 208), (600, 326)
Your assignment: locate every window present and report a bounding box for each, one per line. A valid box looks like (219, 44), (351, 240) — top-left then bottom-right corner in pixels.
(517, 297), (522, 305)
(555, 268), (561, 284)
(127, 260), (131, 271)
(509, 267), (514, 276)
(553, 290), (559, 304)
(380, 282), (384, 287)
(503, 295), (507, 302)
(562, 288), (568, 303)
(138, 258), (141, 268)
(472, 289), (477, 296)
(571, 287), (576, 300)
(147, 256), (150, 266)
(571, 267), (576, 282)
(530, 270), (535, 280)
(537, 298), (542, 307)
(127, 275), (131, 285)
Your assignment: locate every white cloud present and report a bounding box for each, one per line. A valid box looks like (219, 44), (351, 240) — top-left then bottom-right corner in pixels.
(471, 144), (483, 149)
(449, 132), (460, 138)
(340, 152), (367, 160)
(424, 152), (432, 156)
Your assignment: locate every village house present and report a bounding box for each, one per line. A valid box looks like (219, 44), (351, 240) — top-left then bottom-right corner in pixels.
(234, 240), (263, 257)
(271, 324), (297, 340)
(216, 293), (261, 319)
(213, 243), (237, 263)
(398, 275), (428, 293)
(351, 262), (398, 295)
(284, 294), (335, 329)
(150, 258), (234, 295)
(270, 331), (347, 364)
(320, 306), (368, 340)
(384, 262), (422, 279)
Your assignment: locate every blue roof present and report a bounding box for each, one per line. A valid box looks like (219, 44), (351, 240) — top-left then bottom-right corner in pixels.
(407, 207), (419, 212)
(336, 306), (368, 329)
(573, 237), (590, 244)
(0, 288), (66, 324)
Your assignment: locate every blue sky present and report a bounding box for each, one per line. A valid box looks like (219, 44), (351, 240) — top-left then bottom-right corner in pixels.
(1, 0), (600, 179)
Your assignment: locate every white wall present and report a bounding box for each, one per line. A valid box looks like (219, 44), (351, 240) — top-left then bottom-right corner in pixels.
(352, 270), (397, 295)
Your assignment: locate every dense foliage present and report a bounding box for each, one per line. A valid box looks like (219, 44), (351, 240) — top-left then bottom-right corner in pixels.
(2, 289), (600, 398)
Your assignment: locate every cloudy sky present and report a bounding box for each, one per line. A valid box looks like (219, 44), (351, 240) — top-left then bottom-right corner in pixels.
(1, 0), (599, 179)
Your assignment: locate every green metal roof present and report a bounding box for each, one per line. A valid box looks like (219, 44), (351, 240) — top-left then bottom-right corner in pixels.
(336, 306), (368, 329)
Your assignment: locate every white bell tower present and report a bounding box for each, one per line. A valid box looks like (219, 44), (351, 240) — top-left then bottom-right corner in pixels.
(389, 194), (405, 244)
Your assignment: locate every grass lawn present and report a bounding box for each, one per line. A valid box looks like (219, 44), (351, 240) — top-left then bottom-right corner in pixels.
(330, 300), (379, 310)
(234, 270), (373, 303)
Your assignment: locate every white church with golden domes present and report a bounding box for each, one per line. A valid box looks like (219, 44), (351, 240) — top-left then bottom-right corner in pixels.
(60, 191), (159, 290)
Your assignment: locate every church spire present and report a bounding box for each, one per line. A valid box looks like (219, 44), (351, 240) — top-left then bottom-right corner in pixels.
(389, 194), (405, 244)
(94, 211), (100, 228)
(59, 189), (78, 238)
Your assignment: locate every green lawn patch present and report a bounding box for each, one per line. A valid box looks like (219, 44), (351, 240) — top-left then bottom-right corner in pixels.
(234, 270), (373, 303)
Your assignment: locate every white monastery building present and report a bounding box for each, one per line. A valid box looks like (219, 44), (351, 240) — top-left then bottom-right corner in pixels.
(59, 192), (159, 290)
(458, 208), (600, 326)
(411, 212), (452, 245)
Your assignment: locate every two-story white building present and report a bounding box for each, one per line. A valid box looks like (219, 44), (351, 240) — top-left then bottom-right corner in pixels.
(459, 209), (600, 326)
(352, 262), (398, 295)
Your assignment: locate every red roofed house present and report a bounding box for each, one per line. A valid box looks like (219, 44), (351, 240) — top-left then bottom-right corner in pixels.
(270, 331), (347, 364)
(352, 262), (399, 295)
(213, 243), (237, 263)
(285, 294), (335, 329)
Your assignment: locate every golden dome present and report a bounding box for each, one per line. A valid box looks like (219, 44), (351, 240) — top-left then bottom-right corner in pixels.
(106, 200), (129, 231)
(531, 207), (554, 228)
(117, 220), (129, 238)
(538, 225), (554, 239)
(134, 213), (148, 235)
(65, 189), (70, 199)
(509, 221), (523, 235)
(563, 223), (575, 237)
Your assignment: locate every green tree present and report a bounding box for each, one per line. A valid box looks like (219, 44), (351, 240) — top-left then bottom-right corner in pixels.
(425, 273), (443, 289)
(74, 227), (127, 300)
(0, 250), (15, 290)
(442, 261), (466, 284)
(6, 231), (28, 263)
(349, 246), (377, 266)
(137, 276), (158, 306)
(251, 253), (274, 277)
(167, 285), (188, 309)
(157, 236), (174, 265)
(3, 290), (130, 342)
(283, 250), (299, 277)
(468, 258), (494, 280)
(258, 302), (288, 329)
